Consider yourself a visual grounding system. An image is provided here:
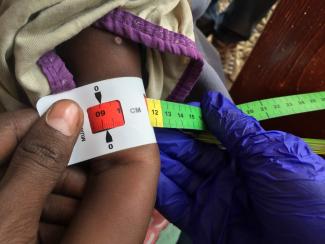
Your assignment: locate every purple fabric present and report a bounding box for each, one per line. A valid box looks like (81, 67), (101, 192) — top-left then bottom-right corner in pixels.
(37, 51), (76, 93)
(37, 8), (203, 102)
(168, 59), (204, 101)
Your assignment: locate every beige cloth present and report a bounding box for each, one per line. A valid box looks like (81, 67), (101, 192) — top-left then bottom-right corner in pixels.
(0, 0), (195, 111)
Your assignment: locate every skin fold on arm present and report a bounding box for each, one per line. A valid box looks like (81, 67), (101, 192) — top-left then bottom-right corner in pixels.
(56, 27), (160, 244)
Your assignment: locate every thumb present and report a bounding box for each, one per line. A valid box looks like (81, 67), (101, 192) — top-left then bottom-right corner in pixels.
(201, 92), (265, 154)
(0, 100), (83, 218)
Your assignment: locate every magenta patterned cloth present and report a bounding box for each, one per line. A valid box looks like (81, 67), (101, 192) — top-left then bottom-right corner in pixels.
(37, 8), (204, 243)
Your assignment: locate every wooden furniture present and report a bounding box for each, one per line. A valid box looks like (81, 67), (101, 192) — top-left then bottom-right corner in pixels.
(230, 0), (325, 139)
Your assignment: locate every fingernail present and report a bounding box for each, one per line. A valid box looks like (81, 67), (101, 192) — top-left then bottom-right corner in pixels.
(46, 101), (82, 136)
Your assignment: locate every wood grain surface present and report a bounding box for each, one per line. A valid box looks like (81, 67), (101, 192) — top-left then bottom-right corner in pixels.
(230, 0), (325, 139)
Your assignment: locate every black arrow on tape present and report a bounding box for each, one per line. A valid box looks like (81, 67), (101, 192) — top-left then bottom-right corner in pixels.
(106, 131), (113, 143)
(95, 92), (102, 104)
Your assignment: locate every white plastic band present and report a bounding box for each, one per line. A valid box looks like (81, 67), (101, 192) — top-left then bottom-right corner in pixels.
(37, 77), (156, 165)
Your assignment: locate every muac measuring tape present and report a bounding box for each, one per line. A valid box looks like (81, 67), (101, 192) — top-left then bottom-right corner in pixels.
(37, 78), (325, 165)
(147, 91), (325, 155)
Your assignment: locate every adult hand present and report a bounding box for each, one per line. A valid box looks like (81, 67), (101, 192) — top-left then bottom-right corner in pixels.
(0, 100), (84, 243)
(156, 92), (325, 244)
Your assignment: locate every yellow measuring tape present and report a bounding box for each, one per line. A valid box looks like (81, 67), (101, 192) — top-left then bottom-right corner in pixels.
(146, 91), (325, 155)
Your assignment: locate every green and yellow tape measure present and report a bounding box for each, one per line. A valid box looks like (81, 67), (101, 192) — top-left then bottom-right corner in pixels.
(147, 91), (325, 155)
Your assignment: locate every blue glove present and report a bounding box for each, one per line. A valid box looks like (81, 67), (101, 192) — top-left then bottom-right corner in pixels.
(155, 92), (325, 244)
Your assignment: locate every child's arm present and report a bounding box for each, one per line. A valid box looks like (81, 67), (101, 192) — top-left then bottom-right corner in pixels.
(57, 27), (160, 244)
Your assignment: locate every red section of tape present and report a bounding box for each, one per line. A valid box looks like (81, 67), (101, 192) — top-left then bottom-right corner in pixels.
(87, 100), (125, 133)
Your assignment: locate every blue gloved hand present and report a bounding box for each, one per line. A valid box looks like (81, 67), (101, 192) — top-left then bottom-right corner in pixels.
(155, 92), (325, 244)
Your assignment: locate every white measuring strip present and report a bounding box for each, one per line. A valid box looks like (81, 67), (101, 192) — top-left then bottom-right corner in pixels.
(37, 77), (156, 165)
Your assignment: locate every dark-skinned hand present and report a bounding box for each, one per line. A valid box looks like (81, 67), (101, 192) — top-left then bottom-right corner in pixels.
(0, 100), (85, 243)
(0, 97), (160, 244)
